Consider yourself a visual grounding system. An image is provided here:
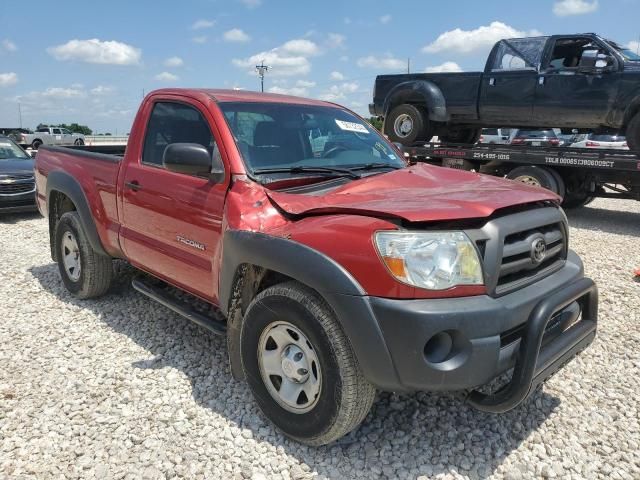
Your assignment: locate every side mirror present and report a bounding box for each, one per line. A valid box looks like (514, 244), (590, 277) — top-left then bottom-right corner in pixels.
(163, 143), (224, 182)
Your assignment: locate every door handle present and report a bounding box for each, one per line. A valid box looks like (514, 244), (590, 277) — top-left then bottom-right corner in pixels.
(125, 180), (141, 191)
(489, 78), (496, 86)
(538, 76), (545, 86)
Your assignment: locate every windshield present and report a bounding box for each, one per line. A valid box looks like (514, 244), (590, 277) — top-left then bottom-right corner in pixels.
(609, 41), (640, 61)
(515, 130), (556, 138)
(218, 102), (404, 175)
(0, 138), (30, 160)
(589, 134), (625, 142)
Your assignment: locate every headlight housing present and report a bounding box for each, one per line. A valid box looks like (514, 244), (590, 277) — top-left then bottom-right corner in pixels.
(374, 231), (483, 290)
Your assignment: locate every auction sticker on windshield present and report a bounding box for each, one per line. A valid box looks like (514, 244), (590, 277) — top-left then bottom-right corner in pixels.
(335, 120), (369, 134)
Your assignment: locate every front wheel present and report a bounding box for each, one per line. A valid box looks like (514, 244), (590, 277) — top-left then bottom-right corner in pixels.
(240, 282), (375, 446)
(626, 113), (640, 154)
(54, 211), (113, 299)
(384, 104), (431, 146)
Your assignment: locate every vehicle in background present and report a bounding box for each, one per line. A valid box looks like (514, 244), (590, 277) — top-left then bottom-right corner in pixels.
(556, 132), (582, 146)
(35, 88), (598, 446)
(479, 128), (512, 144)
(0, 136), (36, 213)
(370, 33), (640, 152)
(510, 129), (560, 147)
(16, 127), (85, 150)
(571, 133), (628, 150)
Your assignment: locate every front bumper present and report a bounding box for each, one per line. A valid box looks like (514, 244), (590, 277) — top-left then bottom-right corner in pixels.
(0, 191), (37, 213)
(340, 250), (598, 412)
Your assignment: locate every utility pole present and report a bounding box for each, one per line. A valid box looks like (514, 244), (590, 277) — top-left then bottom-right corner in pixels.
(407, 58), (410, 74)
(255, 60), (270, 92)
(18, 103), (22, 128)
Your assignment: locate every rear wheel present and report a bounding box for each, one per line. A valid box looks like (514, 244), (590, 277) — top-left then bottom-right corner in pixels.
(241, 282), (375, 446)
(626, 113), (640, 154)
(440, 127), (482, 145)
(74, 138), (84, 146)
(31, 139), (42, 150)
(384, 104), (431, 146)
(506, 166), (561, 195)
(54, 211), (113, 299)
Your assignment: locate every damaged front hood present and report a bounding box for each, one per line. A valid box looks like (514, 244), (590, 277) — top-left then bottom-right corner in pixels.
(266, 164), (559, 223)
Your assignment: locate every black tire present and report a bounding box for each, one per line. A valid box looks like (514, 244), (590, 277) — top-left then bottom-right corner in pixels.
(440, 128), (482, 145)
(240, 281), (375, 446)
(74, 138), (84, 146)
(54, 211), (113, 299)
(31, 139), (42, 150)
(384, 104), (431, 146)
(547, 168), (566, 200)
(626, 113), (640, 154)
(506, 166), (560, 194)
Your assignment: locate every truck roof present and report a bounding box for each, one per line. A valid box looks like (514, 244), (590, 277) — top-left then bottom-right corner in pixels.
(147, 88), (336, 107)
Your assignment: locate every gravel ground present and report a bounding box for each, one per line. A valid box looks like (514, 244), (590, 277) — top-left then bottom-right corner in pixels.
(1, 198), (639, 480)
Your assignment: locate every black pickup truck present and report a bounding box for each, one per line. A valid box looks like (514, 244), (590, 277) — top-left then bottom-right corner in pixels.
(370, 33), (640, 151)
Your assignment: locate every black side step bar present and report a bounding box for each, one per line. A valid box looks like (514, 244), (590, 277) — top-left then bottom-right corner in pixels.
(131, 278), (226, 336)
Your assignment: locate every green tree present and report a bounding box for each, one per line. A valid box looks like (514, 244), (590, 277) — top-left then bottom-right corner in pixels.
(368, 117), (383, 132)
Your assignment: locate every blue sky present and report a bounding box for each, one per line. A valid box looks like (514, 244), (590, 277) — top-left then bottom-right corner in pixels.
(1, 0), (639, 133)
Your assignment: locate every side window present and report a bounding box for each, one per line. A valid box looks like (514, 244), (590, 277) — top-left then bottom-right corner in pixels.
(142, 102), (215, 167)
(547, 38), (611, 71)
(62, 129), (72, 135)
(52, 128), (62, 135)
(491, 38), (546, 71)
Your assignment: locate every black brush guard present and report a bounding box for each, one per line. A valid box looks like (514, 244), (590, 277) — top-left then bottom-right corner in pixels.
(467, 277), (598, 413)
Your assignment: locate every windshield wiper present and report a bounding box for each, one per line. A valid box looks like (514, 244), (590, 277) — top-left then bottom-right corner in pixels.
(349, 162), (402, 172)
(252, 166), (362, 179)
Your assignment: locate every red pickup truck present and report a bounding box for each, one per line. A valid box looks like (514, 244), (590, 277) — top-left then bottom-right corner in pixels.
(35, 89), (598, 445)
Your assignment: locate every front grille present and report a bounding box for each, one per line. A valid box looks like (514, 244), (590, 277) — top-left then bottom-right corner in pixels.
(496, 222), (566, 293)
(466, 206), (568, 297)
(0, 175), (35, 196)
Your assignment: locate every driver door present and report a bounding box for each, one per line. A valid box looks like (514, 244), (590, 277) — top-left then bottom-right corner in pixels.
(534, 36), (620, 126)
(119, 98), (228, 302)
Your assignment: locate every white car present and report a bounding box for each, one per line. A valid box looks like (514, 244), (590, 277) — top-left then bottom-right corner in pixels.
(15, 127), (85, 150)
(571, 134), (628, 150)
(479, 128), (512, 144)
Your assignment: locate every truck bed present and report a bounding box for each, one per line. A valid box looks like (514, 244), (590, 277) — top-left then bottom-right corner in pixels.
(374, 72), (483, 119)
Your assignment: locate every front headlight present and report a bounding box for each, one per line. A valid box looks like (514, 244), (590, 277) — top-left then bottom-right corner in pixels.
(374, 231), (483, 290)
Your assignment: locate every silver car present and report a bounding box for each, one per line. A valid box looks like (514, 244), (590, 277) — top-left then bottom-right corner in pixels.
(16, 127), (85, 150)
(571, 133), (628, 150)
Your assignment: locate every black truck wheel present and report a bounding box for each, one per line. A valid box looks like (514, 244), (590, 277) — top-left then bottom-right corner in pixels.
(31, 139), (42, 150)
(54, 211), (113, 299)
(384, 104), (431, 146)
(562, 192), (594, 209)
(74, 138), (85, 146)
(240, 281), (375, 446)
(440, 128), (482, 145)
(506, 166), (561, 195)
(627, 113), (640, 154)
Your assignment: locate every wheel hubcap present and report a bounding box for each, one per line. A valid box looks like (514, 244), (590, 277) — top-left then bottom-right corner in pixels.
(61, 231), (81, 281)
(258, 321), (322, 414)
(513, 175), (542, 187)
(393, 114), (414, 138)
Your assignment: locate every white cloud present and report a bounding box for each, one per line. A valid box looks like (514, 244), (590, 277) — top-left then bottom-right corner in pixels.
(224, 29), (251, 43)
(357, 55), (405, 70)
(47, 39), (141, 65)
(191, 19), (215, 30)
(233, 38), (321, 76)
(319, 82), (359, 102)
(327, 33), (346, 49)
(240, 0), (262, 8)
(296, 80), (316, 88)
(164, 56), (184, 67)
(1, 39), (17, 53)
(422, 22), (537, 55)
(424, 61), (463, 73)
(553, 0), (598, 16)
(330, 71), (345, 81)
(90, 85), (114, 95)
(192, 36), (208, 44)
(0, 72), (18, 87)
(268, 86), (309, 97)
(379, 14), (392, 24)
(155, 72), (179, 82)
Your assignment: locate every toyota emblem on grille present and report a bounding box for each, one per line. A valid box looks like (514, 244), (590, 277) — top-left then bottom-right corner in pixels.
(530, 238), (547, 264)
